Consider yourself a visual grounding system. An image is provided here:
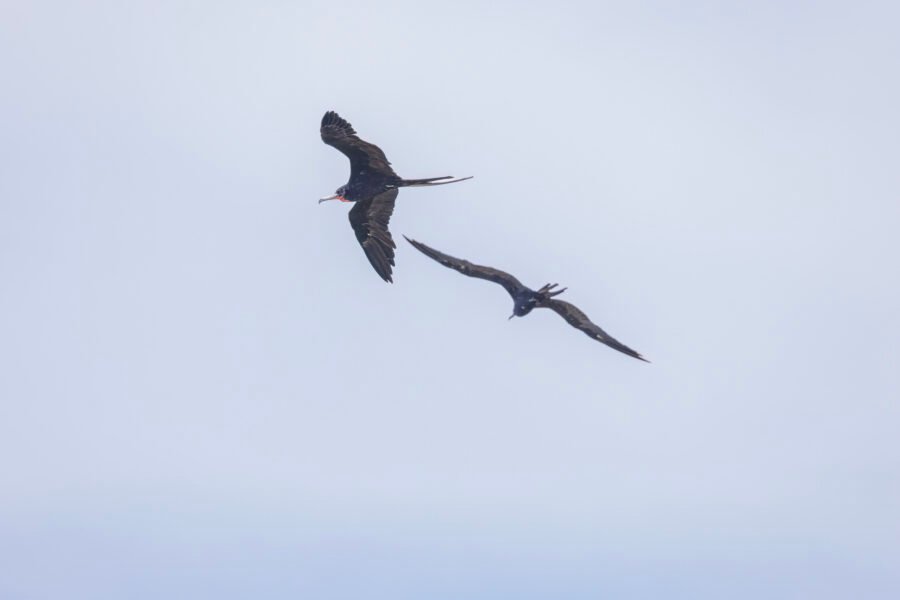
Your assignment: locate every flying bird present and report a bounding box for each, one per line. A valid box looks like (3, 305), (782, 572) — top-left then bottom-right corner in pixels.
(405, 237), (649, 362)
(319, 111), (472, 283)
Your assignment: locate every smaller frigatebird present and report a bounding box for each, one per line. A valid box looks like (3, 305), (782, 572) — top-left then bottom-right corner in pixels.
(319, 111), (472, 283)
(405, 237), (649, 362)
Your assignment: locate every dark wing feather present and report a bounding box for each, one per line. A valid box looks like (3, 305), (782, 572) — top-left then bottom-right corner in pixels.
(321, 111), (397, 178)
(404, 237), (527, 299)
(541, 299), (649, 362)
(348, 189), (398, 283)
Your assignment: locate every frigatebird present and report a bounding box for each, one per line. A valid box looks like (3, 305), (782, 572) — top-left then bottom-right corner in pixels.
(319, 111), (472, 283)
(405, 237), (649, 362)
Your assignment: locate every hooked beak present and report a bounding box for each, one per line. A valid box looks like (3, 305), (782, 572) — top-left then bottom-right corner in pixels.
(318, 194), (340, 204)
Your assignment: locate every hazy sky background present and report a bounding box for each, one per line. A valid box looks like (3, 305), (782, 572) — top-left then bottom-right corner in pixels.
(1, 1), (898, 598)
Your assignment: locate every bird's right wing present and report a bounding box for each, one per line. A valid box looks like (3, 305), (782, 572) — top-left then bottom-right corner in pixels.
(349, 189), (398, 283)
(321, 111), (397, 178)
(541, 299), (649, 362)
(404, 237), (527, 298)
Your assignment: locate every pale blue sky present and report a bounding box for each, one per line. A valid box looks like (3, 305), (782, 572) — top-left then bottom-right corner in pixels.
(1, 1), (899, 598)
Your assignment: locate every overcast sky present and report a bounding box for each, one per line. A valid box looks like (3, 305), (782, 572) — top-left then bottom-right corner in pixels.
(1, 1), (899, 598)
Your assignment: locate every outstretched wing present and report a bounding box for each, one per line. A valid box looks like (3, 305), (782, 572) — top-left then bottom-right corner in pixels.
(321, 111), (397, 178)
(541, 299), (649, 362)
(348, 189), (398, 283)
(404, 237), (527, 299)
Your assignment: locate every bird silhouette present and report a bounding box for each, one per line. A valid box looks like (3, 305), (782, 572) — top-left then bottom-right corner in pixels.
(405, 237), (649, 362)
(319, 111), (472, 282)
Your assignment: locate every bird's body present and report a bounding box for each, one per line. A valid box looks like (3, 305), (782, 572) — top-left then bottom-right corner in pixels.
(405, 237), (649, 362)
(319, 111), (472, 282)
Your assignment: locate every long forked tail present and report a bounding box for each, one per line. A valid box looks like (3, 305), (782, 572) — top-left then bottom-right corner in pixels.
(399, 175), (474, 187)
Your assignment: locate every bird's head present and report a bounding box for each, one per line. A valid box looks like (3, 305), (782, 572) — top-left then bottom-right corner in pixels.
(319, 185), (350, 204)
(509, 300), (536, 320)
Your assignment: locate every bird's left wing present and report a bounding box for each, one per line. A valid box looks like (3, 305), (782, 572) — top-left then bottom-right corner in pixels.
(541, 299), (649, 362)
(321, 111), (397, 178)
(348, 188), (398, 283)
(404, 237), (528, 299)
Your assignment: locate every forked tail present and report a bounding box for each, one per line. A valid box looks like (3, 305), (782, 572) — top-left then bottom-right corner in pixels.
(399, 175), (474, 187)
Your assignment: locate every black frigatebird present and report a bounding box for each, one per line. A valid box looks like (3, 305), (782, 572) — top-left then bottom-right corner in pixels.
(319, 111), (472, 283)
(405, 237), (649, 362)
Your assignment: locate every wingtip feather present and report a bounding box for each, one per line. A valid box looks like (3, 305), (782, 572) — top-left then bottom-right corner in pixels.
(321, 110), (356, 135)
